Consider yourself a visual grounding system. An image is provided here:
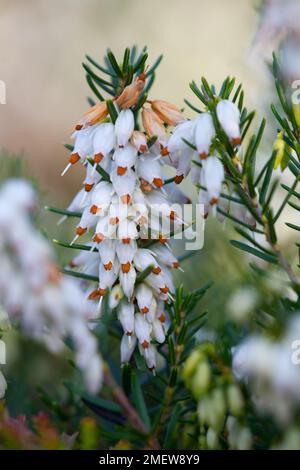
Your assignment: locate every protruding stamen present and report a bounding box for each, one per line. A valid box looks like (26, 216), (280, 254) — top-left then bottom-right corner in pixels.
(61, 163), (72, 177)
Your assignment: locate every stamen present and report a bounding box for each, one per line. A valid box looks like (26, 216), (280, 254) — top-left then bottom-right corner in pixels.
(61, 163), (72, 177)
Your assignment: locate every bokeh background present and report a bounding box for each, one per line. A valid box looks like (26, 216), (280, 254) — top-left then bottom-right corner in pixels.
(0, 0), (263, 204)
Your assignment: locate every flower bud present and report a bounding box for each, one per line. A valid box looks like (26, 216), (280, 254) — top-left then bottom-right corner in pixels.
(190, 361), (211, 399)
(118, 301), (135, 336)
(93, 122), (116, 162)
(216, 99), (241, 145)
(130, 131), (148, 153)
(134, 313), (152, 349)
(150, 99), (184, 126)
(226, 384), (244, 416)
(75, 101), (108, 130)
(203, 156), (224, 204)
(115, 109), (135, 147)
(115, 74), (146, 109)
(141, 108), (167, 145)
(121, 333), (137, 363)
(194, 112), (215, 159)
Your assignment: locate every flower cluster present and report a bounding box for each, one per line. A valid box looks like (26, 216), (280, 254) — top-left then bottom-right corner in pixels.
(233, 314), (300, 424)
(163, 98), (245, 220)
(62, 83), (190, 370)
(0, 180), (102, 393)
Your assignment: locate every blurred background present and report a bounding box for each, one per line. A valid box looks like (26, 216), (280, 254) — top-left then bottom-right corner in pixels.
(0, 0), (263, 204)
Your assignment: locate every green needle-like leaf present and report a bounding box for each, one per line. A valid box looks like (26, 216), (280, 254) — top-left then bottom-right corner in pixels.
(230, 240), (277, 264)
(45, 206), (82, 218)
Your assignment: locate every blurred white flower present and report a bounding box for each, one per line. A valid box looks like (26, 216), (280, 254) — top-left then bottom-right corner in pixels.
(0, 179), (103, 393)
(233, 314), (300, 423)
(0, 370), (7, 399)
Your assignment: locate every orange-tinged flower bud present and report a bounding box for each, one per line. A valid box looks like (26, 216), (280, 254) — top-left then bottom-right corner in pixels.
(151, 99), (184, 126)
(115, 74), (146, 109)
(75, 101), (108, 129)
(130, 131), (148, 153)
(141, 108), (166, 143)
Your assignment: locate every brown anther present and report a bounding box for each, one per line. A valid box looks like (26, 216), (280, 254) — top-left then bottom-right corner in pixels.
(94, 153), (104, 164)
(76, 226), (87, 236)
(121, 262), (131, 274)
(232, 137), (241, 146)
(117, 166), (127, 176)
(153, 177), (164, 188)
(169, 210), (176, 220)
(90, 204), (98, 214)
(140, 179), (153, 193)
(152, 266), (161, 275)
(104, 261), (113, 271)
(141, 340), (149, 349)
(141, 306), (149, 314)
(69, 153), (80, 164)
(121, 194), (131, 204)
(88, 289), (101, 300)
(210, 197), (219, 205)
(160, 286), (169, 294)
(158, 313), (166, 323)
(140, 144), (148, 153)
(126, 331), (133, 336)
(84, 183), (94, 192)
(109, 216), (119, 225)
(88, 288), (106, 300)
(174, 174), (184, 185)
(160, 145), (169, 156)
(159, 235), (167, 244)
(75, 124), (83, 131)
(199, 152), (208, 160)
(173, 262), (180, 269)
(122, 238), (130, 244)
(93, 233), (104, 243)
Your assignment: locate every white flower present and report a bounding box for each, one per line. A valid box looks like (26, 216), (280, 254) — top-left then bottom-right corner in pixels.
(135, 283), (155, 314)
(194, 112), (215, 159)
(137, 154), (164, 188)
(134, 313), (152, 349)
(216, 100), (241, 145)
(118, 301), (135, 336)
(131, 131), (148, 153)
(0, 370), (7, 399)
(203, 156), (224, 204)
(121, 333), (137, 363)
(93, 122), (116, 162)
(167, 120), (195, 154)
(113, 144), (137, 174)
(115, 109), (135, 147)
